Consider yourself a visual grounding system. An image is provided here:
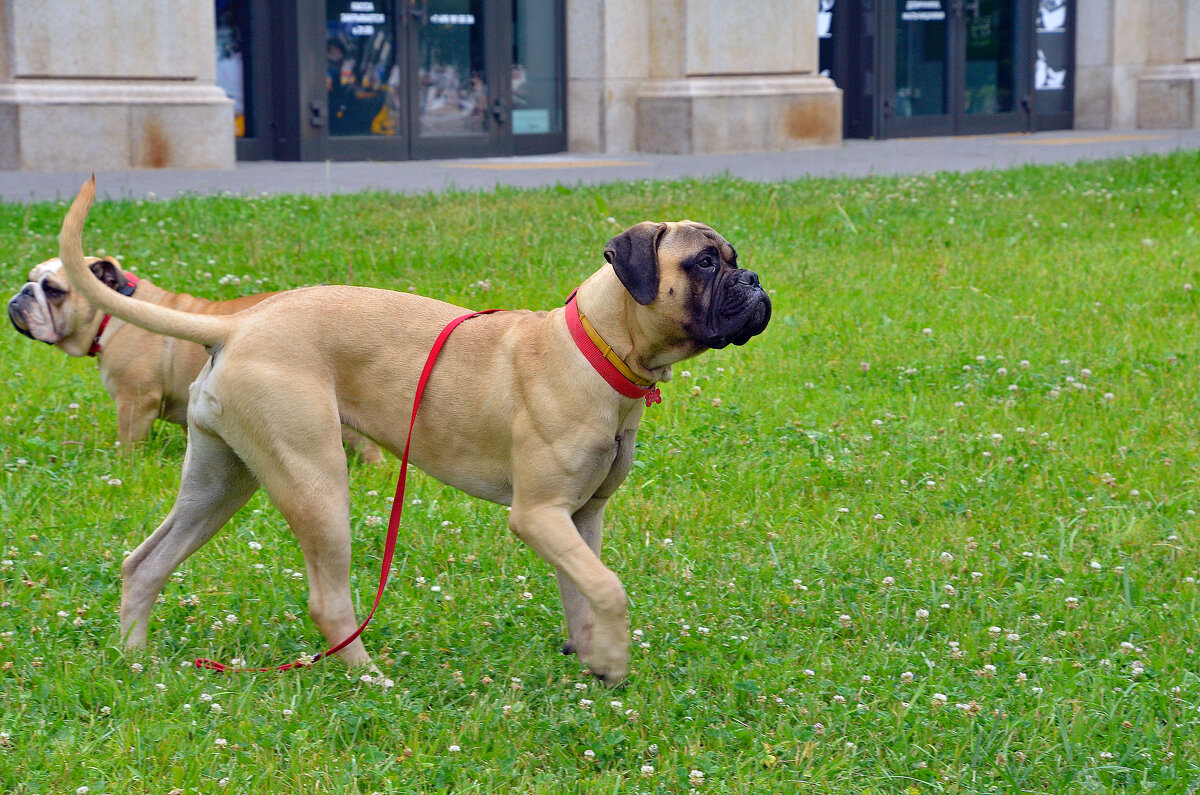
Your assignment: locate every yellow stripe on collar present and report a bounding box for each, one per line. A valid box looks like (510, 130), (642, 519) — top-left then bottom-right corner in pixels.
(576, 307), (656, 388)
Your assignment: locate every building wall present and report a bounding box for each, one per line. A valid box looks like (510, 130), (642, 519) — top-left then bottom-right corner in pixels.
(566, 0), (841, 154)
(0, 0), (233, 171)
(1077, 0), (1200, 129)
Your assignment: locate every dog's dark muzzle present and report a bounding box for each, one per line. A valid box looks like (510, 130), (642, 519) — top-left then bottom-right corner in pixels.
(8, 295), (36, 340)
(701, 270), (771, 349)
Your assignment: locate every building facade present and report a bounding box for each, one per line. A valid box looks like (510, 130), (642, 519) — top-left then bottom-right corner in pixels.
(0, 1), (1198, 171)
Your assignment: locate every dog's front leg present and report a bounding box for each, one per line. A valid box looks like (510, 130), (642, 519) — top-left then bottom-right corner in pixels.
(509, 502), (630, 686)
(556, 496), (608, 658)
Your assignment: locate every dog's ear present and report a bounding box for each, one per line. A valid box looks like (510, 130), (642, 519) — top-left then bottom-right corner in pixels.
(605, 222), (665, 306)
(88, 257), (131, 293)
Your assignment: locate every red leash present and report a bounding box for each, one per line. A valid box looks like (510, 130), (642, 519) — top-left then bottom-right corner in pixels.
(88, 272), (140, 357)
(196, 309), (499, 673)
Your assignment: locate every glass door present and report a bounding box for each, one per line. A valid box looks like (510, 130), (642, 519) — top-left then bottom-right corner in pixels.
(884, 0), (1030, 137)
(408, 0), (508, 158)
(889, 0), (953, 136)
(319, 0), (409, 159)
(288, 0), (564, 161)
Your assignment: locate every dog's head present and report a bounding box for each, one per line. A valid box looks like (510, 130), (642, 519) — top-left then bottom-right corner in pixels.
(604, 221), (771, 363)
(8, 256), (133, 354)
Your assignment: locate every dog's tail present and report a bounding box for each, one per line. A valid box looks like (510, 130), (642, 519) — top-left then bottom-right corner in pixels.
(60, 177), (232, 348)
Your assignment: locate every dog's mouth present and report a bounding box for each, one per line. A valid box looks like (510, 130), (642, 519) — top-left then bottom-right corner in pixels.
(699, 272), (771, 349)
(8, 292), (60, 344)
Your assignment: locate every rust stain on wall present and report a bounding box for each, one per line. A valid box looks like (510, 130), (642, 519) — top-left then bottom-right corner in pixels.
(139, 119), (172, 169)
(784, 101), (839, 144)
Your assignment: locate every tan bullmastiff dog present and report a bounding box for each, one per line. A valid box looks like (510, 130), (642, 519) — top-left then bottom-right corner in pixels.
(8, 255), (382, 462)
(59, 177), (770, 685)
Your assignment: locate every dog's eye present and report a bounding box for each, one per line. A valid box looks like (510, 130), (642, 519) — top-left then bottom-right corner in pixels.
(42, 284), (63, 299)
(698, 255), (716, 269)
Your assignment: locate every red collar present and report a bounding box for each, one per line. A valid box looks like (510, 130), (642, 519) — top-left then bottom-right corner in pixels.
(565, 291), (661, 406)
(88, 273), (139, 357)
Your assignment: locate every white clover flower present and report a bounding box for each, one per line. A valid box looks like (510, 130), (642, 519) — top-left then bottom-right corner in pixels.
(449, 744), (461, 752)
(900, 671), (914, 684)
(584, 749), (596, 759)
(640, 764), (655, 775)
(915, 608), (930, 620)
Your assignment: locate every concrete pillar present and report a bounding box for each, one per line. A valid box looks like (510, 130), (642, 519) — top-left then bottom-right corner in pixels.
(567, 0), (841, 154)
(1137, 0), (1200, 127)
(0, 0), (234, 171)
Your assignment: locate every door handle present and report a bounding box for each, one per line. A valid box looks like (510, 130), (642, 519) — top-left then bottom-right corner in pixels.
(408, 0), (426, 23)
(308, 101), (324, 128)
(491, 98), (507, 125)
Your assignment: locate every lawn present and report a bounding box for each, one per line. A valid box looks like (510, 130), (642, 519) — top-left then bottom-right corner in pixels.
(2, 152), (1199, 793)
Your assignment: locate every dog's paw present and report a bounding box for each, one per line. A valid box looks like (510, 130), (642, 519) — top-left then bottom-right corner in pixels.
(561, 639), (577, 656)
(582, 648), (629, 688)
(358, 666), (394, 690)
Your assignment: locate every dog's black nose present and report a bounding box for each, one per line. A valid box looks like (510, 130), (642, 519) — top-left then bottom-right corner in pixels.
(735, 270), (760, 289)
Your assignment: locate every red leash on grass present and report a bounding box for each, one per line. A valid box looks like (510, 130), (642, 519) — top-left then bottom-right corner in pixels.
(195, 309), (500, 673)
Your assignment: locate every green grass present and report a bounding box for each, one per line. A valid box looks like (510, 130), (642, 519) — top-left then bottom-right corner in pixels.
(2, 152), (1200, 793)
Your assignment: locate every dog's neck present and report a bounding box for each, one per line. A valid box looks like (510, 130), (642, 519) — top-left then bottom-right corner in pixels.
(574, 269), (669, 384)
(87, 272), (141, 357)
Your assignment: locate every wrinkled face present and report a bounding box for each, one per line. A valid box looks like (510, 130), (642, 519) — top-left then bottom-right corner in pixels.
(605, 221), (771, 354)
(8, 258), (80, 344)
(659, 222), (771, 349)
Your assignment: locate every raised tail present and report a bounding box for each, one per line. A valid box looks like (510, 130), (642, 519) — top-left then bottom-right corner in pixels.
(60, 177), (232, 348)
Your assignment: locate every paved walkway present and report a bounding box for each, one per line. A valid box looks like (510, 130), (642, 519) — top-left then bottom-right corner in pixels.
(3, 128), (1200, 203)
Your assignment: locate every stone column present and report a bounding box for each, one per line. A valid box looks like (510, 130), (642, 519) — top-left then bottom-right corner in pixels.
(0, 0), (234, 171)
(567, 0), (841, 154)
(1136, 0), (1200, 128)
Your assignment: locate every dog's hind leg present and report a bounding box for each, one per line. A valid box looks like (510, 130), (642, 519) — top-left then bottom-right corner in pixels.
(120, 428), (258, 648)
(241, 429), (372, 668)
